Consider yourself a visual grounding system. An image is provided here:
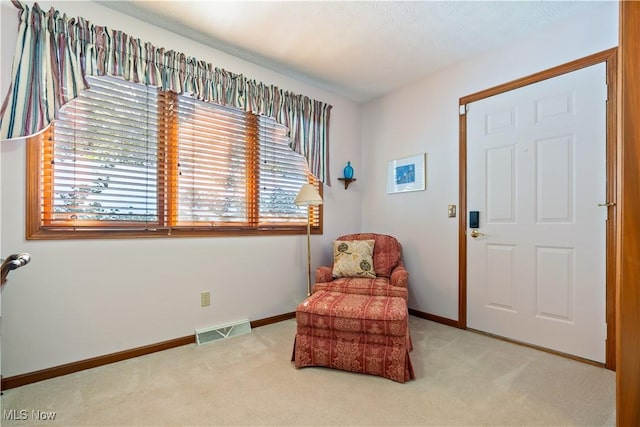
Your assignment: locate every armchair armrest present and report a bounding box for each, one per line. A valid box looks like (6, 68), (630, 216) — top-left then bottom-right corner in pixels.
(315, 266), (333, 284)
(390, 261), (409, 288)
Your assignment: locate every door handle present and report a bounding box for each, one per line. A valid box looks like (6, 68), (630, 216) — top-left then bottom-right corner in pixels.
(1, 253), (31, 285)
(597, 202), (616, 207)
(470, 230), (485, 238)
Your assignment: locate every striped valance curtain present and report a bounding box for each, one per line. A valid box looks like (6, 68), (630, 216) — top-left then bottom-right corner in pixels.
(0, 0), (332, 184)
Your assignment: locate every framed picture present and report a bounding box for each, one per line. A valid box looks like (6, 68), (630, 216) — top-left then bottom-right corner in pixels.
(387, 153), (426, 194)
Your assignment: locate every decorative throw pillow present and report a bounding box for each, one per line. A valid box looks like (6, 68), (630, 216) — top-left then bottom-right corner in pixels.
(332, 240), (376, 278)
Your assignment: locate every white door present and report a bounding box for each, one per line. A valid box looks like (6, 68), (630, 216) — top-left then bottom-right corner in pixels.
(466, 63), (607, 363)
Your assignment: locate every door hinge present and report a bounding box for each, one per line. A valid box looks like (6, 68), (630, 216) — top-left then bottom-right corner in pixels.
(459, 104), (467, 115)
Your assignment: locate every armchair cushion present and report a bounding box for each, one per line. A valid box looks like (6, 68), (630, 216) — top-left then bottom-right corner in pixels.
(313, 277), (409, 301)
(331, 240), (376, 279)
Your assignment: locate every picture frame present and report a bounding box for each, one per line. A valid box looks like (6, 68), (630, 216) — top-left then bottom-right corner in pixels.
(387, 153), (426, 194)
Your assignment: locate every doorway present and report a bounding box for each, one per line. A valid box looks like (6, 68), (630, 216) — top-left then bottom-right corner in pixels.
(458, 49), (618, 369)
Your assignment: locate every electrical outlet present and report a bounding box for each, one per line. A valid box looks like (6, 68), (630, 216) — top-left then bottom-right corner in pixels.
(201, 291), (211, 307)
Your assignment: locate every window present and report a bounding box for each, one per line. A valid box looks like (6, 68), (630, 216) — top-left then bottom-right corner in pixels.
(27, 76), (321, 239)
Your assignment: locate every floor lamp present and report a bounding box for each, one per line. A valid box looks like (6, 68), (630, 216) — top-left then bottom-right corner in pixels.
(295, 184), (323, 296)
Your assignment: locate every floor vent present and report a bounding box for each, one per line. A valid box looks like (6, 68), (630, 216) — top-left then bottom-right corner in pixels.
(195, 319), (251, 345)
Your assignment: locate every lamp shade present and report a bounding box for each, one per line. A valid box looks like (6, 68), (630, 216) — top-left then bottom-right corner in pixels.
(295, 184), (323, 206)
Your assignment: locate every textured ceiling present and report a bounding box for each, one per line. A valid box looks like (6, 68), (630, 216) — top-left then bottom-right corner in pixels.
(98, 1), (609, 103)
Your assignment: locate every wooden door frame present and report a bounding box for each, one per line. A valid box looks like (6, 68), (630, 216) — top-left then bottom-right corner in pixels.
(458, 48), (618, 370)
(617, 1), (640, 423)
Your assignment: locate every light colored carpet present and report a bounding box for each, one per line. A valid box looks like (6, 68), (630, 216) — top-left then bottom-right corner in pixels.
(1, 317), (615, 426)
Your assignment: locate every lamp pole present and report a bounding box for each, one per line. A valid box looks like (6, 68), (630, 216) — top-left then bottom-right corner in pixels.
(305, 207), (312, 296)
(295, 183), (323, 298)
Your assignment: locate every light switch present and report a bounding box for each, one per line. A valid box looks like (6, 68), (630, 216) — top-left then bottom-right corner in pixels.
(448, 205), (456, 218)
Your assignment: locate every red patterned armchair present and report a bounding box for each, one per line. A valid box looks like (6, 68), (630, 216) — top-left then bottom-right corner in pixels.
(293, 233), (414, 383)
(313, 233), (409, 300)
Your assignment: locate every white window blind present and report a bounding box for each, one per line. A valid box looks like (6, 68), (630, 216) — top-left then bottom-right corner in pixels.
(175, 97), (252, 225)
(46, 76), (160, 227)
(32, 75), (320, 237)
(258, 117), (318, 225)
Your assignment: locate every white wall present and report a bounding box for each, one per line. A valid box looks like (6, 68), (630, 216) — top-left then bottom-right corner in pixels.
(360, 2), (618, 320)
(0, 1), (362, 377)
